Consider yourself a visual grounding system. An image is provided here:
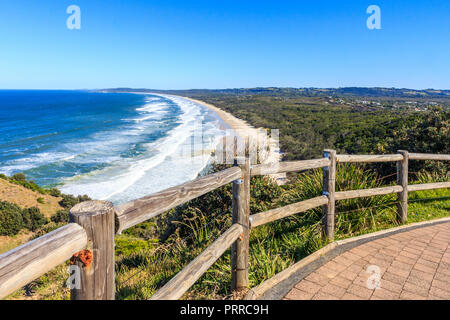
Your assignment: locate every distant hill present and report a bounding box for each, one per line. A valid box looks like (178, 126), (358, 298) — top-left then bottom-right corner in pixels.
(101, 87), (450, 100)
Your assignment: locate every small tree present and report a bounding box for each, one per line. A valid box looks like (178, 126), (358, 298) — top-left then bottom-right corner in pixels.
(22, 207), (48, 232)
(51, 209), (69, 223)
(59, 194), (79, 209)
(0, 201), (24, 236)
(48, 188), (62, 197)
(11, 173), (27, 182)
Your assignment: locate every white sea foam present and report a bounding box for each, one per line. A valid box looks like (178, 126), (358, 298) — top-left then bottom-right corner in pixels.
(59, 93), (225, 204)
(1, 151), (75, 175)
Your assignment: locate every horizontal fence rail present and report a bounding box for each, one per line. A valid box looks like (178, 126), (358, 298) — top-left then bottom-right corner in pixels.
(0, 224), (87, 299)
(116, 166), (242, 233)
(150, 224), (244, 300)
(409, 153), (450, 161)
(0, 150), (448, 300)
(334, 186), (404, 201)
(408, 182), (450, 192)
(336, 154), (403, 163)
(250, 158), (330, 176)
(249, 196), (328, 228)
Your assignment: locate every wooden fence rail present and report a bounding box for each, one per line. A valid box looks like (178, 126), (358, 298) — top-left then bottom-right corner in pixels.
(249, 196), (328, 228)
(0, 224), (87, 299)
(0, 150), (448, 300)
(250, 158), (330, 176)
(115, 166), (241, 233)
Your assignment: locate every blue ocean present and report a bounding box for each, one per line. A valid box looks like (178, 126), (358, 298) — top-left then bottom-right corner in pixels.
(0, 90), (225, 204)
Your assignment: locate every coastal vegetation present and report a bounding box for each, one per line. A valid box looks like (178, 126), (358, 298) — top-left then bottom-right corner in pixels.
(2, 89), (449, 300)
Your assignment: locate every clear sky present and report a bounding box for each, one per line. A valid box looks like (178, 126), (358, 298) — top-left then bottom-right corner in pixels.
(0, 0), (449, 90)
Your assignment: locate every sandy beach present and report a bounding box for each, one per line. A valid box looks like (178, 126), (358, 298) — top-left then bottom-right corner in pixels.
(183, 97), (253, 132)
(183, 96), (287, 185)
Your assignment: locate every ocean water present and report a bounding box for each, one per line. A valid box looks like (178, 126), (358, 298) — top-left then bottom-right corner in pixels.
(0, 90), (225, 204)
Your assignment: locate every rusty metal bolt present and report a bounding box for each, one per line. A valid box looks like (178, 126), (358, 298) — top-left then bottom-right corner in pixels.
(70, 249), (93, 268)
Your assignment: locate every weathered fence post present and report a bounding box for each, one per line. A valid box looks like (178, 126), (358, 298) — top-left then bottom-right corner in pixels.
(322, 149), (336, 240)
(396, 150), (409, 223)
(231, 140), (251, 291)
(69, 200), (115, 300)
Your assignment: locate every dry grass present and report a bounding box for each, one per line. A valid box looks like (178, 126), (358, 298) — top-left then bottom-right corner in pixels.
(0, 179), (63, 217)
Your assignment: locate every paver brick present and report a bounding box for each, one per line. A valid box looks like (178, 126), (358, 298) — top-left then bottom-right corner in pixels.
(416, 258), (439, 269)
(399, 291), (427, 300)
(429, 286), (450, 299)
(379, 279), (403, 294)
(285, 288), (315, 300)
(294, 279), (322, 294)
(320, 283), (346, 298)
(421, 254), (441, 263)
(346, 284), (374, 299)
(312, 291), (339, 300)
(371, 288), (399, 300)
(330, 276), (353, 289)
(339, 269), (359, 281)
(413, 263), (437, 274)
(341, 293), (363, 300)
(403, 282), (430, 297)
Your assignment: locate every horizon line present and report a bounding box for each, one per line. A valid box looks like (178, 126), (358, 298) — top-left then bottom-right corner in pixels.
(1, 86), (450, 92)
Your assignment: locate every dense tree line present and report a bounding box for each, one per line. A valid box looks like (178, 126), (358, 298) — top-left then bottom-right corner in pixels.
(190, 94), (448, 169)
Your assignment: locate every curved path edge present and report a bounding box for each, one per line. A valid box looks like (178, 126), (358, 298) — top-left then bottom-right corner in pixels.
(245, 217), (450, 300)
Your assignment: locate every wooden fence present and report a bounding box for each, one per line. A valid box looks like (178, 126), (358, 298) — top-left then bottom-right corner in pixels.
(0, 150), (449, 300)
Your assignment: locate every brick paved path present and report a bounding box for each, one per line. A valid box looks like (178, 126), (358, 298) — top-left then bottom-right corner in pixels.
(284, 222), (450, 300)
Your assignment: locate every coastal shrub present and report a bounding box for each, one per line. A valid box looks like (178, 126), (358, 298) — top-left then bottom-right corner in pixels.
(0, 174), (7, 180)
(11, 173), (27, 182)
(77, 195), (91, 203)
(59, 195), (77, 209)
(21, 207), (48, 232)
(51, 209), (69, 223)
(37, 197), (45, 204)
(59, 194), (91, 209)
(47, 188), (62, 197)
(0, 201), (24, 236)
(250, 176), (283, 213)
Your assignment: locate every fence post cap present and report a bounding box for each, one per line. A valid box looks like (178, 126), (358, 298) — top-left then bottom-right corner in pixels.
(70, 200), (114, 217)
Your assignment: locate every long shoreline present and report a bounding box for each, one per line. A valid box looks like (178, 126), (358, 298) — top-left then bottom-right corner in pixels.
(182, 97), (254, 133)
(180, 95), (287, 185)
(128, 91), (254, 138)
(128, 91), (286, 184)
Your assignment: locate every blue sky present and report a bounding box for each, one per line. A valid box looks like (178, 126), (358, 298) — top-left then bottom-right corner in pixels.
(0, 0), (449, 90)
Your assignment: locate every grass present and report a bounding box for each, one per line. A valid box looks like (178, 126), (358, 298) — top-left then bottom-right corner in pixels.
(5, 165), (449, 300)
